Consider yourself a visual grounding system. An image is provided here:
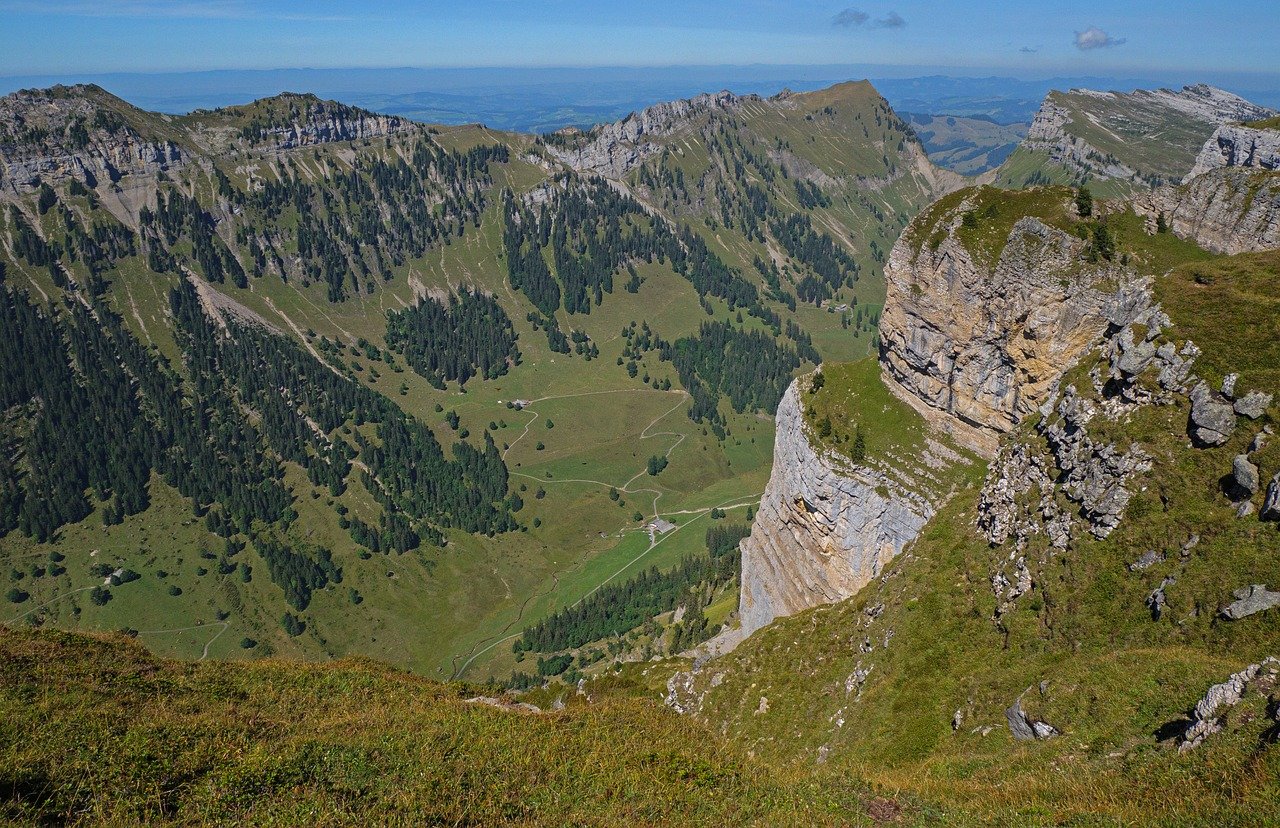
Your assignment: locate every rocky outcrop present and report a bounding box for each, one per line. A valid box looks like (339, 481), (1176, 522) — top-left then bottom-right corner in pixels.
(735, 381), (937, 638)
(547, 91), (744, 178)
(1221, 585), (1280, 620)
(1179, 657), (1279, 752)
(879, 204), (1137, 456)
(1186, 124), (1280, 181)
(1015, 85), (1275, 187)
(230, 94), (407, 151)
(0, 85), (184, 194)
(1263, 475), (1280, 521)
(1189, 381), (1238, 446)
(1005, 694), (1059, 741)
(1134, 168), (1280, 255)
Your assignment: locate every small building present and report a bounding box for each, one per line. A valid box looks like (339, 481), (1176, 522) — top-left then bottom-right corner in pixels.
(647, 518), (677, 535)
(512, 399), (532, 409)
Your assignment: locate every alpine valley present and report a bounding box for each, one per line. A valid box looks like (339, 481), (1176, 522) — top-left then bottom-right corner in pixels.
(3, 75), (1280, 826)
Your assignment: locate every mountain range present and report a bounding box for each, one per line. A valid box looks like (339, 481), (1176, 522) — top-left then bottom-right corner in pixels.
(2, 75), (1279, 825)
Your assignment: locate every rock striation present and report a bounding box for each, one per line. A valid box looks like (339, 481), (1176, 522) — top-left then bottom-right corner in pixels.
(0, 84), (184, 194)
(1134, 167), (1280, 255)
(229, 94), (407, 151)
(1185, 124), (1280, 181)
(879, 205), (1134, 456)
(1179, 657), (1278, 751)
(547, 91), (745, 179)
(735, 381), (937, 638)
(1014, 85), (1275, 188)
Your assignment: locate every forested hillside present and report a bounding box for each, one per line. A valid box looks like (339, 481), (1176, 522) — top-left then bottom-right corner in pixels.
(0, 80), (953, 677)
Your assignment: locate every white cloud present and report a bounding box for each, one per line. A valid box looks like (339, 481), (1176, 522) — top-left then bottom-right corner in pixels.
(1074, 26), (1126, 50)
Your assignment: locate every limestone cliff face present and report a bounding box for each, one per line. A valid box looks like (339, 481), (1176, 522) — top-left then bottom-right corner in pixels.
(736, 382), (936, 638)
(548, 91), (744, 179)
(1015, 85), (1275, 187)
(1132, 124), (1280, 255)
(1186, 124), (1280, 181)
(224, 95), (407, 152)
(0, 85), (184, 194)
(879, 207), (1126, 456)
(1134, 168), (1280, 255)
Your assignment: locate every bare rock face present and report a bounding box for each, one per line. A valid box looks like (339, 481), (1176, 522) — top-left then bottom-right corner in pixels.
(1189, 381), (1237, 446)
(735, 381), (937, 639)
(547, 91), (744, 178)
(1221, 585), (1280, 620)
(1186, 124), (1280, 181)
(879, 206), (1132, 456)
(231, 94), (407, 151)
(1018, 85), (1275, 188)
(1263, 475), (1280, 521)
(1135, 168), (1280, 255)
(1180, 658), (1279, 752)
(0, 84), (184, 194)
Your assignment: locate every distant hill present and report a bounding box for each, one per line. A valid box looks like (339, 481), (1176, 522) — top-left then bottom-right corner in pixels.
(996, 84), (1276, 194)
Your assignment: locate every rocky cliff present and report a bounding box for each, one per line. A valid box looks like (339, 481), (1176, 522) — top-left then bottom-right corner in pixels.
(879, 194), (1137, 456)
(1133, 123), (1280, 255)
(721, 187), (1145, 644)
(1007, 85), (1275, 190)
(547, 91), (744, 179)
(1186, 123), (1280, 180)
(735, 381), (939, 638)
(0, 84), (185, 195)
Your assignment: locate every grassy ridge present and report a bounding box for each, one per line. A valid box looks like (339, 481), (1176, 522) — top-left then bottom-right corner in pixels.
(0, 627), (936, 827)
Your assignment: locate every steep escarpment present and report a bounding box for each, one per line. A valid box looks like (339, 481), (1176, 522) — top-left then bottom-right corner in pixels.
(880, 186), (1141, 455)
(546, 90), (744, 178)
(666, 181), (1280, 823)
(0, 84), (186, 195)
(735, 380), (942, 639)
(1186, 123), (1280, 180)
(1133, 124), (1280, 255)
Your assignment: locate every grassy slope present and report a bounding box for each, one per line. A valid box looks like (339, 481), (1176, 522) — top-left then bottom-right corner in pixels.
(994, 89), (1229, 196)
(0, 627), (935, 828)
(685, 198), (1280, 825)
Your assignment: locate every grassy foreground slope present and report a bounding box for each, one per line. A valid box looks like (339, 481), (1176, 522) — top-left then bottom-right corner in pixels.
(0, 627), (949, 827)
(680, 193), (1280, 825)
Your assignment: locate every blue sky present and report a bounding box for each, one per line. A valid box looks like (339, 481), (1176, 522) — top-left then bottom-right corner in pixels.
(1, 0), (1276, 79)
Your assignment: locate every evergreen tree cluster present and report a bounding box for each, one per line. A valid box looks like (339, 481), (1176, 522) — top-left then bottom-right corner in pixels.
(385, 290), (520, 389)
(515, 523), (748, 654)
(661, 321), (801, 432)
(136, 136), (506, 302)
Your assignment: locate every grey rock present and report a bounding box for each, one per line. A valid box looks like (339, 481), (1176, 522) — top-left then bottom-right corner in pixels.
(1128, 550), (1165, 572)
(1115, 327), (1157, 376)
(1235, 391), (1273, 420)
(1180, 658), (1278, 752)
(735, 381), (938, 639)
(880, 212), (1120, 456)
(1005, 695), (1058, 742)
(1186, 124), (1280, 181)
(1189, 381), (1236, 446)
(1262, 474), (1280, 521)
(1222, 584), (1280, 620)
(1232, 454), (1261, 496)
(1222, 373), (1240, 399)
(1237, 501), (1256, 519)
(1136, 167), (1280, 255)
(1148, 576), (1176, 620)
